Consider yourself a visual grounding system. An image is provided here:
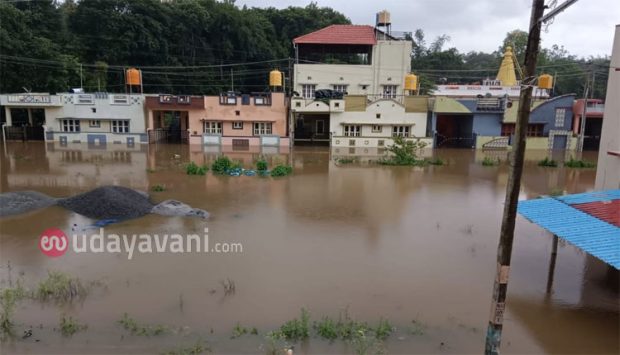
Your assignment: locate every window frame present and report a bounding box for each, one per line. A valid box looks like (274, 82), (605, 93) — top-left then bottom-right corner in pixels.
(372, 125), (382, 133)
(392, 125), (410, 137)
(111, 120), (130, 133)
(253, 122), (273, 136)
(302, 84), (316, 99)
(89, 120), (101, 128)
(554, 108), (566, 127)
(382, 85), (398, 99)
(203, 121), (223, 134)
(332, 84), (348, 94)
(344, 125), (361, 137)
(62, 119), (80, 132)
(232, 121), (243, 130)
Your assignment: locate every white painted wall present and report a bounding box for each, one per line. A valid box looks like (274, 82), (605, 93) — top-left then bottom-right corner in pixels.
(595, 25), (620, 190)
(294, 40), (412, 97)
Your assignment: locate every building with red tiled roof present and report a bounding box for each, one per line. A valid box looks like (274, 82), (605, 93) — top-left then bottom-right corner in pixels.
(290, 11), (431, 150)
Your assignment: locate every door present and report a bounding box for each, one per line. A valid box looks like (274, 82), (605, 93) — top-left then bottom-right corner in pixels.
(552, 135), (567, 150)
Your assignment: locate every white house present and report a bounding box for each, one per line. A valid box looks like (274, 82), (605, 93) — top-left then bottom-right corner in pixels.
(290, 13), (431, 148)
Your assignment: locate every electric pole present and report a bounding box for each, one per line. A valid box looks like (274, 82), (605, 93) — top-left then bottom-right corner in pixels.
(484, 0), (546, 353)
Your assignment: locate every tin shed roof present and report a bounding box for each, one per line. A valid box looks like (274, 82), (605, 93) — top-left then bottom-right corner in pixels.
(293, 25), (377, 45)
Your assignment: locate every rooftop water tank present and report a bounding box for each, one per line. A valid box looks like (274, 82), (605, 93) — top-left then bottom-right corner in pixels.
(126, 68), (142, 86)
(404, 73), (418, 92)
(269, 69), (282, 87)
(538, 74), (553, 90)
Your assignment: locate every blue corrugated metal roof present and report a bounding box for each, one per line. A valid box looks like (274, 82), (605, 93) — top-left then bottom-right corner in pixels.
(555, 189), (620, 205)
(518, 190), (620, 269)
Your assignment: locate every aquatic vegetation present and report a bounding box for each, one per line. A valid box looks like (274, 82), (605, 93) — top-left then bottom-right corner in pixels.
(312, 311), (394, 342)
(278, 308), (310, 341)
(152, 184), (166, 192)
(36, 271), (88, 302)
(256, 159), (268, 172)
(564, 158), (596, 168)
(481, 157), (500, 166)
(373, 318), (392, 340)
(537, 157), (558, 167)
(118, 313), (167, 336)
(164, 341), (210, 355)
(186, 161), (208, 175)
(349, 329), (386, 355)
(425, 157), (445, 166)
(0, 283), (26, 335)
(409, 320), (426, 335)
(231, 323), (257, 338)
(379, 136), (428, 166)
(59, 315), (87, 336)
(270, 165), (293, 177)
(211, 157), (232, 174)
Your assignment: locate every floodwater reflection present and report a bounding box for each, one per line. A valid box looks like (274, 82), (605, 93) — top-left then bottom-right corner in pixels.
(0, 142), (617, 354)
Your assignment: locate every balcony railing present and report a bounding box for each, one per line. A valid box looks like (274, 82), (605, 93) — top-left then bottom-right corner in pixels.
(586, 104), (605, 113)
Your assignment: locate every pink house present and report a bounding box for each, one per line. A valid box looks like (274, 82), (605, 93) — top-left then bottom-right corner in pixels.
(145, 92), (290, 148)
(191, 92), (289, 148)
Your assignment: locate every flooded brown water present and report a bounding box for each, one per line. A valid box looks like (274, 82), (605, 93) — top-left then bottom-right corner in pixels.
(0, 142), (618, 354)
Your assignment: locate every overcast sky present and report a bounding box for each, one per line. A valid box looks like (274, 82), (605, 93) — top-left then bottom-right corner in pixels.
(236, 0), (619, 57)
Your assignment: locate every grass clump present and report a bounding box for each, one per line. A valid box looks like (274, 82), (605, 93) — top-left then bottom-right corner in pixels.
(36, 271), (87, 302)
(151, 184), (166, 192)
(231, 323), (257, 338)
(538, 157), (558, 167)
(256, 159), (268, 172)
(378, 136), (427, 166)
(564, 158), (596, 168)
(118, 313), (167, 336)
(270, 165), (293, 177)
(163, 341), (210, 355)
(315, 317), (339, 340)
(186, 161), (208, 175)
(481, 157), (500, 166)
(1, 283), (26, 335)
(211, 156), (232, 174)
(349, 329), (385, 355)
(278, 308), (310, 341)
(373, 319), (392, 340)
(425, 157), (444, 166)
(60, 315), (87, 336)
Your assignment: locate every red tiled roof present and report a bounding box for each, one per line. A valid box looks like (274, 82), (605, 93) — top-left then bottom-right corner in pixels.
(293, 25), (377, 45)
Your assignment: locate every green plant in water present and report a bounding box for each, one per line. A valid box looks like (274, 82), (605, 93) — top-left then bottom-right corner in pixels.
(315, 317), (339, 341)
(549, 188), (565, 196)
(152, 184), (166, 192)
(36, 271), (87, 302)
(186, 161), (208, 175)
(379, 136), (427, 166)
(373, 318), (392, 340)
(60, 315), (87, 336)
(409, 320), (426, 336)
(118, 313), (167, 336)
(256, 159), (268, 171)
(425, 157), (444, 166)
(211, 156), (232, 174)
(1, 283), (26, 335)
(481, 156), (499, 166)
(538, 157), (558, 167)
(270, 165), (293, 177)
(231, 323), (248, 339)
(163, 341), (210, 355)
(564, 158), (596, 168)
(279, 308), (310, 341)
(336, 157), (357, 164)
(349, 329), (385, 355)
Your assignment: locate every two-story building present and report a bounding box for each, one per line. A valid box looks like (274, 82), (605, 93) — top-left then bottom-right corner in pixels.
(572, 98), (605, 150)
(291, 14), (431, 148)
(1, 92), (147, 148)
(144, 92), (289, 149)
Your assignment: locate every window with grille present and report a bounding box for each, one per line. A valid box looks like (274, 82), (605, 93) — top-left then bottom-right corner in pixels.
(344, 125), (361, 137)
(382, 85), (398, 99)
(254, 122), (272, 135)
(204, 121), (222, 134)
(302, 84), (316, 99)
(111, 120), (130, 133)
(62, 119), (80, 132)
(332, 84), (348, 93)
(527, 124), (544, 137)
(554, 108), (566, 127)
(392, 126), (409, 137)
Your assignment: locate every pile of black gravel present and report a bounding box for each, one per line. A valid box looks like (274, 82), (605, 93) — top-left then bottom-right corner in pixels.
(57, 186), (154, 220)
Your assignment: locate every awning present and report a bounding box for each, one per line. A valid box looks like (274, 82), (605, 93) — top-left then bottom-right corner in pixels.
(518, 190), (620, 269)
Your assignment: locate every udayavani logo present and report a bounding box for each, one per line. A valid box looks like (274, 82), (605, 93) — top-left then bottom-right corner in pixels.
(38, 227), (242, 259)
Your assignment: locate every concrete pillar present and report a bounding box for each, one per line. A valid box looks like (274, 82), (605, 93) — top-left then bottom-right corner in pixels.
(5, 107), (12, 126)
(27, 108), (33, 125)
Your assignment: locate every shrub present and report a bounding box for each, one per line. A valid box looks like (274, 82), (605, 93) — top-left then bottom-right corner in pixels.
(564, 158), (596, 168)
(482, 157), (499, 166)
(279, 308), (309, 341)
(379, 136), (427, 166)
(60, 316), (87, 336)
(538, 157), (558, 167)
(256, 159), (268, 171)
(211, 156), (232, 174)
(186, 161), (208, 175)
(270, 165), (293, 177)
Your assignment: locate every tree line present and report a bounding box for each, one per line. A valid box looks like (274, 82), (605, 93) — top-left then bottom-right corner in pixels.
(0, 1), (610, 99)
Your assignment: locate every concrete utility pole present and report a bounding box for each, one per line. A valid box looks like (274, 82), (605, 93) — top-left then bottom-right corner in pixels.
(484, 0), (546, 353)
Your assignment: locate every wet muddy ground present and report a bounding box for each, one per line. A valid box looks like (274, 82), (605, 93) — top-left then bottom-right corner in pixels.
(0, 142), (618, 354)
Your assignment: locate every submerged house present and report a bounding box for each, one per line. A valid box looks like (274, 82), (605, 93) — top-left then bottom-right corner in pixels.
(430, 47), (577, 150)
(144, 92), (289, 149)
(572, 98), (605, 150)
(291, 11), (431, 148)
(1, 92), (146, 148)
